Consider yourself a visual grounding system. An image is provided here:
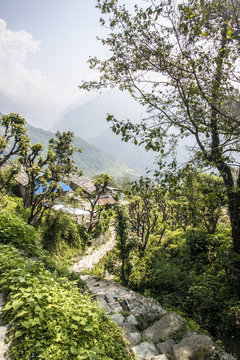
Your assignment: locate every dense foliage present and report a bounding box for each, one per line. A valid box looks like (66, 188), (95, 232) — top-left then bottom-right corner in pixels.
(0, 212), (45, 259)
(90, 173), (240, 356)
(41, 211), (87, 254)
(0, 244), (134, 360)
(81, 0), (240, 296)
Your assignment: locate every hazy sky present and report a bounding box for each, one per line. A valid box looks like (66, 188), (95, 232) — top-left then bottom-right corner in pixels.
(0, 0), (112, 128)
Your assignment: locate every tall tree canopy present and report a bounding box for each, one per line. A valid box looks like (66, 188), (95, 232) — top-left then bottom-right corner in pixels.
(81, 0), (240, 294)
(0, 113), (29, 167)
(20, 131), (79, 225)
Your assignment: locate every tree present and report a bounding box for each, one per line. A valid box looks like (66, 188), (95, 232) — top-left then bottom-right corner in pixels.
(167, 170), (227, 233)
(20, 131), (79, 225)
(115, 205), (134, 284)
(81, 0), (240, 295)
(48, 131), (79, 177)
(0, 113), (29, 167)
(77, 173), (112, 234)
(0, 113), (29, 194)
(128, 177), (169, 256)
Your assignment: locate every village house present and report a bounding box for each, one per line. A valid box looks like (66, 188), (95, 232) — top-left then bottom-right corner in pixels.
(66, 174), (96, 195)
(15, 168), (73, 200)
(96, 194), (116, 208)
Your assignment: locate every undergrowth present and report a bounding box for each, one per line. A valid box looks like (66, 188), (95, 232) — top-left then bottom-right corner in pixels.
(0, 244), (135, 360)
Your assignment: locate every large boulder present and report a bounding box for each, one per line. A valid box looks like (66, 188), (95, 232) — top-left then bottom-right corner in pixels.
(143, 312), (186, 343)
(125, 331), (142, 346)
(120, 294), (167, 329)
(156, 339), (176, 354)
(132, 342), (159, 360)
(171, 333), (215, 360)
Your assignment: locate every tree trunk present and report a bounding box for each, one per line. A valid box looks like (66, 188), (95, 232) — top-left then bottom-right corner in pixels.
(219, 165), (240, 297)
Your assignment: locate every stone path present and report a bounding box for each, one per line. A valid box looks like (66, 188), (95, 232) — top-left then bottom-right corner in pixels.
(71, 227), (116, 273)
(80, 275), (235, 360)
(70, 231), (235, 359)
(0, 293), (8, 359)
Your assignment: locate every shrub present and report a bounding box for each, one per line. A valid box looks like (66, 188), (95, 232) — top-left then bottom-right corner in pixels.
(91, 209), (113, 239)
(0, 212), (44, 258)
(0, 244), (135, 360)
(41, 211), (83, 253)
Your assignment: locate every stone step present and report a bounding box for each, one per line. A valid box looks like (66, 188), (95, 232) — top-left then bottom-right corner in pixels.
(81, 275), (236, 360)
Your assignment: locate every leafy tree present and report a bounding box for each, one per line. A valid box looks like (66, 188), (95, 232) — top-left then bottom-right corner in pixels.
(20, 131), (79, 225)
(0, 113), (29, 195)
(170, 171), (227, 234)
(81, 0), (240, 295)
(42, 211), (82, 253)
(78, 173), (112, 234)
(128, 177), (169, 256)
(115, 205), (134, 284)
(0, 113), (29, 167)
(48, 130), (79, 177)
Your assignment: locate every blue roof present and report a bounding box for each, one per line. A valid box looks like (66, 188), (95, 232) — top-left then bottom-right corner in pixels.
(35, 179), (72, 194)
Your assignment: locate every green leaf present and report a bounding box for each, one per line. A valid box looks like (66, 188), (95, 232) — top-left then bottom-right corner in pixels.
(70, 346), (80, 355)
(85, 324), (93, 332)
(89, 353), (98, 360)
(12, 299), (24, 311)
(91, 346), (105, 355)
(15, 330), (24, 338)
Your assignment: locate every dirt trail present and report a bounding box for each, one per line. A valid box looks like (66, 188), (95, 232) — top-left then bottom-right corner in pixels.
(71, 227), (116, 273)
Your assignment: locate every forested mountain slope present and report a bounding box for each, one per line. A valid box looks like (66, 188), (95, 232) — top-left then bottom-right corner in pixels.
(26, 124), (139, 178)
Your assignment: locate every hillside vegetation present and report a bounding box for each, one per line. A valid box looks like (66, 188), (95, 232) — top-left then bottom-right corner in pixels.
(0, 206), (134, 360)
(27, 124), (139, 179)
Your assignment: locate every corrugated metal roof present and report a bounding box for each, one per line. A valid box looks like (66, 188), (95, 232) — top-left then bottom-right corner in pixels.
(97, 195), (116, 206)
(35, 179), (72, 194)
(67, 174), (96, 194)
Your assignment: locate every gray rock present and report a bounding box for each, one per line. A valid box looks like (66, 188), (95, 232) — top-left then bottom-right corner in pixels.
(104, 293), (123, 313)
(110, 303), (123, 314)
(133, 342), (159, 360)
(156, 339), (176, 354)
(150, 355), (168, 360)
(124, 331), (142, 345)
(110, 314), (125, 325)
(143, 312), (186, 343)
(128, 296), (166, 329)
(123, 324), (138, 333)
(218, 352), (236, 360)
(126, 314), (139, 326)
(171, 333), (215, 360)
(97, 295), (112, 313)
(80, 277), (234, 360)
(0, 325), (8, 359)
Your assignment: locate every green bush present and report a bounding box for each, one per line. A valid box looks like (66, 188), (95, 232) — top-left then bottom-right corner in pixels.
(120, 227), (239, 341)
(0, 212), (45, 258)
(41, 211), (83, 253)
(91, 209), (113, 239)
(0, 244), (135, 360)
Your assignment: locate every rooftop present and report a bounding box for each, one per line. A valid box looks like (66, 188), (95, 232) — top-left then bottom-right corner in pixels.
(67, 174), (96, 194)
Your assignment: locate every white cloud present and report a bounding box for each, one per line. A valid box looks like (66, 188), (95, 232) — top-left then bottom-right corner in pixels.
(0, 18), (72, 128)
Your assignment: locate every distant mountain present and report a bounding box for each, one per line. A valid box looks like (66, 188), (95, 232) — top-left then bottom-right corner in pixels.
(89, 128), (156, 173)
(52, 91), (157, 173)
(0, 92), (33, 122)
(26, 124), (139, 179)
